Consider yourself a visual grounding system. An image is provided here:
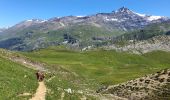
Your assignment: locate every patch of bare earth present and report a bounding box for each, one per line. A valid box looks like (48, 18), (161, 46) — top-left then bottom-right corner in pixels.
(18, 93), (32, 97)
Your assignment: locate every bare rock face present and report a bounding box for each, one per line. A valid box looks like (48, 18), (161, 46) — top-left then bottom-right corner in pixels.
(98, 69), (170, 100)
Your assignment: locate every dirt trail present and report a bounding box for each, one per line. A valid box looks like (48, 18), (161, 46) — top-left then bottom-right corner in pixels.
(11, 57), (47, 71)
(61, 92), (65, 100)
(15, 57), (48, 100)
(30, 81), (47, 100)
(80, 95), (87, 100)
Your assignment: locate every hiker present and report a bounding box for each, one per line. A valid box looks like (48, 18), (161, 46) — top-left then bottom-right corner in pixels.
(36, 71), (45, 81)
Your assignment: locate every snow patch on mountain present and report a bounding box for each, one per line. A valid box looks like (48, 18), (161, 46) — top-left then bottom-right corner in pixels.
(40, 20), (47, 23)
(105, 17), (118, 21)
(104, 17), (124, 22)
(146, 16), (162, 21)
(26, 19), (33, 22)
(76, 16), (85, 18)
(130, 10), (166, 21)
(26, 19), (47, 23)
(134, 12), (146, 17)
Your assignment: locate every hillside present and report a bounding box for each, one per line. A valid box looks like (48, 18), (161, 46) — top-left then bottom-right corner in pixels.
(99, 69), (170, 100)
(113, 20), (170, 41)
(102, 20), (170, 53)
(105, 35), (170, 54)
(0, 49), (38, 100)
(0, 24), (124, 51)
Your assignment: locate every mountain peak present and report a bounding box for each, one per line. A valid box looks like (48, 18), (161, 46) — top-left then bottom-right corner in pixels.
(118, 7), (129, 11)
(116, 7), (132, 13)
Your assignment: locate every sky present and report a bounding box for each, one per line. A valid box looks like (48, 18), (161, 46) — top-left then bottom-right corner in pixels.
(0, 0), (170, 28)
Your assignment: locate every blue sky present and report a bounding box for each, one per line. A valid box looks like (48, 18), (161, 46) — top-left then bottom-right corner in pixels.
(0, 0), (170, 28)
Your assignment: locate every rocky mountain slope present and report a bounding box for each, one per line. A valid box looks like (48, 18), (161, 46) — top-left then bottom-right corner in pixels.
(99, 69), (170, 100)
(102, 20), (170, 54)
(105, 35), (170, 54)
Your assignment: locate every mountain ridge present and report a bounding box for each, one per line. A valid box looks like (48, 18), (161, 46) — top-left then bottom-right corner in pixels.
(0, 7), (170, 51)
(3, 7), (169, 31)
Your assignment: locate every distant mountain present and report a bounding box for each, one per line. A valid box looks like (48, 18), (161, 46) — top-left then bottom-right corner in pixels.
(0, 7), (169, 51)
(12, 19), (46, 29)
(0, 28), (7, 33)
(45, 7), (168, 31)
(2, 7), (169, 34)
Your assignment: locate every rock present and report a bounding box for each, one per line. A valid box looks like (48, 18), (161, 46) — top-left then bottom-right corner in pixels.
(64, 88), (72, 94)
(139, 78), (144, 82)
(145, 80), (150, 84)
(159, 78), (165, 83)
(167, 78), (170, 82)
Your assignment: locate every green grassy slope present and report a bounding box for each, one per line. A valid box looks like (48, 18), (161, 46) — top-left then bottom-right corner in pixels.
(0, 50), (38, 100)
(115, 21), (170, 43)
(0, 25), (124, 51)
(23, 47), (170, 85)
